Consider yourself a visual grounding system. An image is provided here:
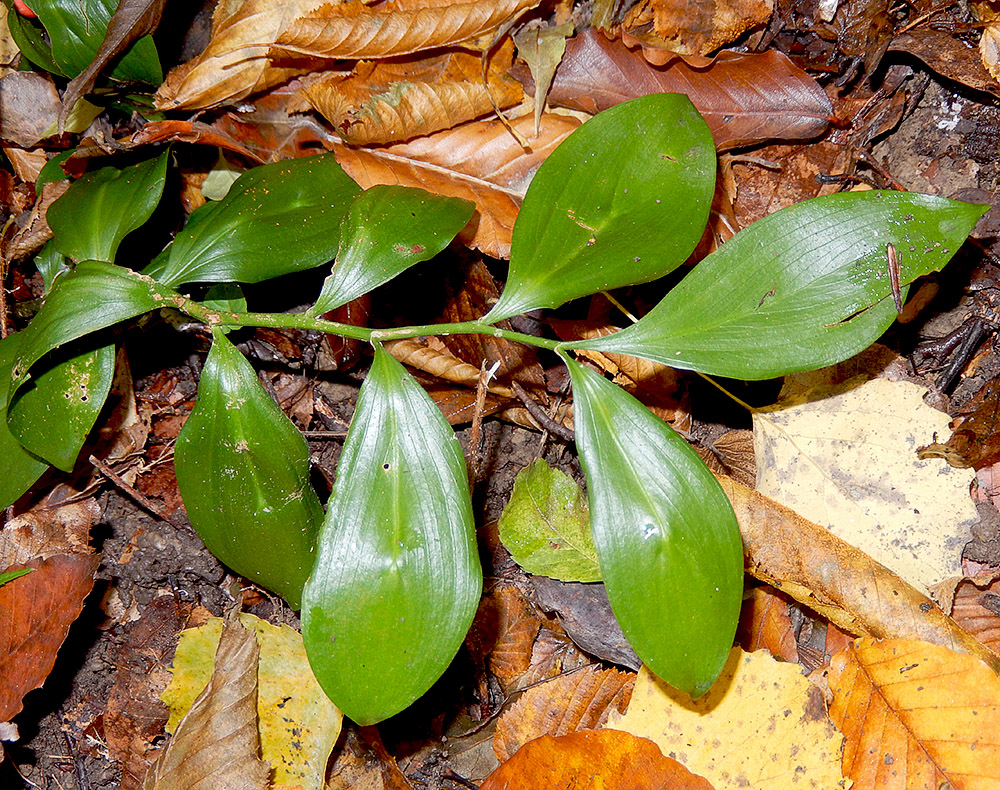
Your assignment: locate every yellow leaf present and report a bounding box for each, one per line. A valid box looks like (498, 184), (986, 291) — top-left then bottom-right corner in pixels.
(607, 648), (846, 790)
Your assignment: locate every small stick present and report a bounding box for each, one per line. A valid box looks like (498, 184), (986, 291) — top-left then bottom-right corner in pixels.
(512, 381), (575, 443)
(886, 243), (904, 314)
(467, 360), (498, 481)
(301, 430), (349, 439)
(88, 455), (184, 529)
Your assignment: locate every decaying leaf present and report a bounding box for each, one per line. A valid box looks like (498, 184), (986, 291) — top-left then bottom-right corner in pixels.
(621, 0), (774, 57)
(608, 650), (846, 790)
(142, 612), (269, 790)
(918, 377), (1000, 469)
(735, 586), (798, 662)
(948, 575), (1000, 657)
(514, 21), (574, 135)
(383, 338), (514, 398)
(829, 638), (1000, 787)
(481, 729), (714, 790)
(493, 665), (634, 761)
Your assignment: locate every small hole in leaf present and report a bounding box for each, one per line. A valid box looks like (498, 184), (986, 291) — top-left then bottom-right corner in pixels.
(383, 463), (390, 470)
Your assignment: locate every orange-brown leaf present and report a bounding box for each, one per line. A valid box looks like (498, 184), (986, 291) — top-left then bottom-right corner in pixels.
(493, 666), (634, 761)
(621, 0), (773, 56)
(736, 585), (798, 661)
(950, 575), (1000, 656)
(480, 729), (715, 790)
(271, 0), (540, 60)
(829, 638), (1000, 788)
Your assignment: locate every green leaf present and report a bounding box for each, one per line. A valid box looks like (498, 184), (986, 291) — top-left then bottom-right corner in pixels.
(566, 191), (987, 379)
(6, 0), (161, 82)
(308, 186), (474, 316)
(36, 150), (74, 189)
(150, 154), (361, 288)
(0, 568), (34, 587)
(34, 240), (70, 293)
(9, 261), (177, 399)
(48, 150), (169, 263)
(497, 459), (600, 582)
(174, 329), (324, 609)
(8, 341), (115, 472)
(565, 357), (743, 697)
(0, 334), (50, 509)
(485, 93), (716, 322)
(303, 345), (481, 725)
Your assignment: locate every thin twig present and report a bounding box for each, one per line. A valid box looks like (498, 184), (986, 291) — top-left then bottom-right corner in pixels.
(301, 430), (349, 439)
(512, 381), (575, 443)
(88, 455), (185, 529)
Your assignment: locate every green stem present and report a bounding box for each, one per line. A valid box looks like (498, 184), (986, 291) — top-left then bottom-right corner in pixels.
(178, 300), (564, 352)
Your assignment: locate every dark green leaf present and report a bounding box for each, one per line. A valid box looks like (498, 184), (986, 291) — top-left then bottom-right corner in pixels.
(34, 240), (70, 293)
(10, 261), (177, 398)
(8, 342), (115, 472)
(308, 186), (474, 315)
(36, 150), (74, 189)
(0, 334), (49, 509)
(174, 329), (323, 609)
(0, 568), (34, 587)
(566, 191), (986, 379)
(48, 150), (168, 263)
(485, 94), (715, 321)
(6, 0), (161, 82)
(150, 154), (361, 288)
(497, 459), (600, 582)
(565, 357), (743, 696)
(303, 345), (481, 725)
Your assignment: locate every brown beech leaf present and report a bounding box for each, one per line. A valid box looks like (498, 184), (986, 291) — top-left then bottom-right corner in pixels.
(888, 30), (1000, 98)
(0, 553), (100, 722)
(950, 575), (1000, 656)
(130, 121), (269, 164)
(493, 665), (634, 761)
(480, 729), (715, 790)
(291, 44), (522, 145)
(829, 638), (1000, 787)
(918, 378), (1000, 470)
(407, 368), (512, 425)
(735, 586), (798, 662)
(542, 28), (830, 150)
(154, 0), (333, 111)
(718, 474), (1000, 673)
(331, 112), (580, 257)
(141, 611), (268, 790)
(0, 499), (99, 566)
(383, 338), (515, 398)
(826, 0), (893, 76)
(0, 72), (61, 147)
(270, 0), (541, 61)
(621, 0), (773, 57)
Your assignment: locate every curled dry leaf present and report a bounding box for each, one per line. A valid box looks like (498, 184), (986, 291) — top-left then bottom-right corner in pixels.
(621, 0), (773, 57)
(270, 0), (540, 61)
(480, 729), (714, 790)
(154, 0), (333, 111)
(383, 338), (515, 398)
(717, 474), (1000, 674)
(829, 638), (1000, 788)
(292, 44), (522, 145)
(542, 28), (830, 150)
(332, 112), (581, 257)
(493, 665), (634, 761)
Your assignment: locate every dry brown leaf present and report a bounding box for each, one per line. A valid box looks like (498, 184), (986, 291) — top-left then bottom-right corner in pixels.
(271, 0), (539, 61)
(950, 575), (1000, 656)
(408, 369), (512, 424)
(717, 474), (1000, 673)
(383, 338), (515, 398)
(0, 499), (99, 566)
(621, 0), (773, 57)
(480, 729), (715, 790)
(543, 29), (831, 150)
(827, 0), (893, 75)
(829, 638), (1000, 788)
(493, 665), (634, 761)
(919, 378), (1000, 470)
(735, 586), (798, 662)
(889, 29), (1000, 97)
(331, 112), (580, 257)
(154, 0), (332, 111)
(141, 611), (268, 790)
(293, 45), (522, 144)
(0, 71), (61, 147)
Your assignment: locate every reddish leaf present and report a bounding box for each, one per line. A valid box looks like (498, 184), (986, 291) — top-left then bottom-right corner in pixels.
(543, 29), (832, 150)
(736, 586), (798, 662)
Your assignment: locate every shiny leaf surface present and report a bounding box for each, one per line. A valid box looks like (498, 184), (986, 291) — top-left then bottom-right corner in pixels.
(303, 345), (481, 725)
(0, 334), (49, 509)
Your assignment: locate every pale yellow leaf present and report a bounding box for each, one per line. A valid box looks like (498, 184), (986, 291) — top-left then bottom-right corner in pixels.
(754, 376), (977, 594)
(607, 648), (846, 790)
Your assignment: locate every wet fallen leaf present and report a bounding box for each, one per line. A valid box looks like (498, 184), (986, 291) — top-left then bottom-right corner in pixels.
(755, 375), (978, 593)
(493, 665), (633, 761)
(543, 28), (831, 150)
(162, 613), (342, 790)
(829, 637), (1000, 788)
(481, 728), (714, 790)
(621, 0), (773, 57)
(608, 649), (846, 790)
(142, 611), (269, 790)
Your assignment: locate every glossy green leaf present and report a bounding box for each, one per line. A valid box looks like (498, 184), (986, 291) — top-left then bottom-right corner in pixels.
(9, 261), (177, 399)
(566, 191), (986, 379)
(0, 334), (49, 509)
(174, 329), (323, 609)
(150, 154), (361, 288)
(303, 345), (481, 725)
(308, 186), (474, 316)
(485, 94), (715, 322)
(497, 459), (600, 582)
(48, 150), (169, 263)
(34, 240), (70, 293)
(8, 342), (115, 472)
(6, 0), (161, 82)
(0, 568), (34, 587)
(565, 357), (743, 696)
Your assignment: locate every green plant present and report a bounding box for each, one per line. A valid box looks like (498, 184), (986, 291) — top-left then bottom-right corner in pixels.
(0, 94), (984, 724)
